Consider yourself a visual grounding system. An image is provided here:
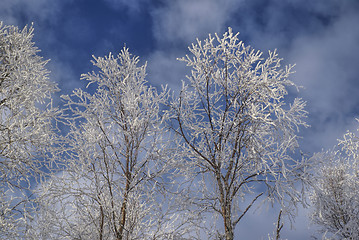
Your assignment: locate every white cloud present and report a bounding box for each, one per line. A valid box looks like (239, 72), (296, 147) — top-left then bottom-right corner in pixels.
(147, 0), (244, 95)
(0, 0), (72, 26)
(218, 0), (359, 153)
(152, 0), (241, 45)
(288, 10), (359, 151)
(147, 50), (189, 93)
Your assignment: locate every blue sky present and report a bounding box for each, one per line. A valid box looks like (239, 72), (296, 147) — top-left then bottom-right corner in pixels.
(1, 0), (359, 239)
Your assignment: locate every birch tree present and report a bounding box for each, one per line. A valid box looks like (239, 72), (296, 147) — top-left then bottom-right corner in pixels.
(310, 120), (359, 239)
(168, 28), (309, 240)
(0, 22), (60, 238)
(33, 48), (189, 239)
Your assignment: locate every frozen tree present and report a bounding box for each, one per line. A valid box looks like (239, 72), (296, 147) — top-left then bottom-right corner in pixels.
(0, 22), (60, 238)
(33, 48), (191, 239)
(310, 120), (359, 239)
(168, 28), (308, 240)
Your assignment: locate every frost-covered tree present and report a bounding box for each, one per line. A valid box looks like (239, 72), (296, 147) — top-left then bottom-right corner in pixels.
(310, 120), (359, 239)
(0, 22), (60, 238)
(168, 28), (308, 240)
(33, 48), (189, 239)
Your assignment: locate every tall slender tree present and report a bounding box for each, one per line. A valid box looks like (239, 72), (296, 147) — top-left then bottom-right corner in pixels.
(33, 48), (189, 239)
(0, 22), (60, 238)
(310, 120), (359, 239)
(168, 28), (309, 240)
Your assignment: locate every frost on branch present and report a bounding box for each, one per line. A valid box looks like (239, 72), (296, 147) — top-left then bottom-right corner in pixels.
(32, 48), (188, 239)
(0, 22), (60, 238)
(310, 119), (359, 239)
(168, 27), (309, 239)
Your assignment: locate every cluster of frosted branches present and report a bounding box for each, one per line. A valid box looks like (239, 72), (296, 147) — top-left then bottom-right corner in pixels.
(0, 22), (61, 238)
(310, 120), (359, 239)
(31, 48), (196, 239)
(168, 28), (309, 239)
(1, 21), (314, 240)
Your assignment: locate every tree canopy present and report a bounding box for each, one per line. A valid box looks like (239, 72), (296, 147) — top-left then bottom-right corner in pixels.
(1, 22), (348, 240)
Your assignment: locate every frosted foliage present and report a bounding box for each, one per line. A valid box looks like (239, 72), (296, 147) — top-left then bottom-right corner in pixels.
(169, 28), (308, 239)
(32, 48), (185, 239)
(311, 120), (359, 240)
(0, 22), (59, 238)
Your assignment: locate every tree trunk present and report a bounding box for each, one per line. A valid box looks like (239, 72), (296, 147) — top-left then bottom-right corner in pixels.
(223, 206), (234, 240)
(216, 170), (234, 240)
(118, 175), (130, 240)
(99, 204), (104, 240)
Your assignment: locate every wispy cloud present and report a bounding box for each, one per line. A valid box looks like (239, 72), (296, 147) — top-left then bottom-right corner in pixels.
(148, 0), (243, 96)
(152, 0), (241, 46)
(287, 5), (359, 151)
(213, 0), (359, 152)
(0, 0), (72, 26)
(147, 50), (189, 92)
